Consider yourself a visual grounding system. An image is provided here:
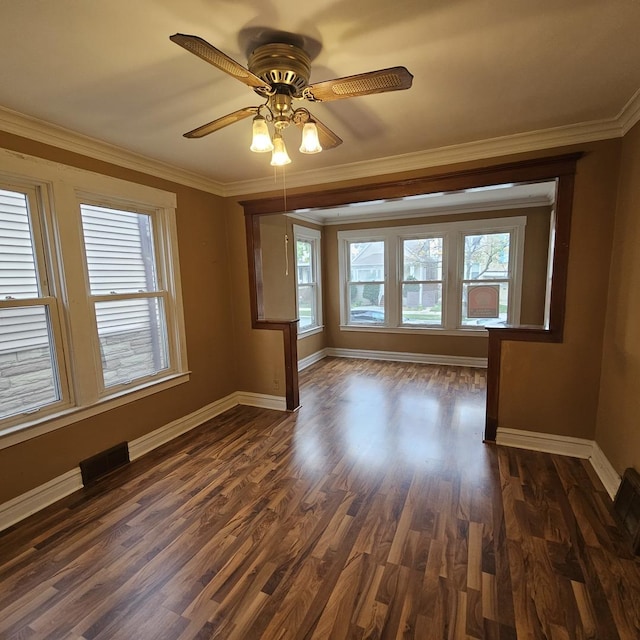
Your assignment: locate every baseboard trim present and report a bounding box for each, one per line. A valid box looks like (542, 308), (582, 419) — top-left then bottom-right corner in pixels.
(589, 442), (622, 500)
(325, 347), (487, 368)
(128, 393), (239, 460)
(298, 349), (330, 371)
(234, 392), (287, 411)
(496, 427), (622, 500)
(0, 391), (286, 532)
(0, 468), (83, 533)
(496, 427), (594, 458)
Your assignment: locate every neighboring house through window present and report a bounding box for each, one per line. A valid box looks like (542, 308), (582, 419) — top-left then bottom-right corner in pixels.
(339, 217), (526, 333)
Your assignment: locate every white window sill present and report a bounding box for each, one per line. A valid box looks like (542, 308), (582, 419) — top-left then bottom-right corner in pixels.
(339, 325), (489, 337)
(0, 372), (191, 451)
(298, 325), (324, 339)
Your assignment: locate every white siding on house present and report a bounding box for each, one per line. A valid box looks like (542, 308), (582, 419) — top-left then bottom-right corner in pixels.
(80, 203), (169, 387)
(0, 189), (48, 355)
(81, 205), (156, 294)
(81, 204), (159, 336)
(0, 189), (39, 299)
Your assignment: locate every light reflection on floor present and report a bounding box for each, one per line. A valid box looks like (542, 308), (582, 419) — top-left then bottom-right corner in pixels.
(293, 358), (487, 480)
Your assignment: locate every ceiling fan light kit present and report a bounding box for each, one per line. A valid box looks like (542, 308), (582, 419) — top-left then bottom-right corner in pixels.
(249, 115), (274, 152)
(170, 33), (413, 166)
(249, 98), (323, 164)
(299, 122), (323, 154)
(270, 132), (292, 166)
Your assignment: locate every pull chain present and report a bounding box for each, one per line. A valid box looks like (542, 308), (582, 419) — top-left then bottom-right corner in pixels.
(282, 167), (289, 276)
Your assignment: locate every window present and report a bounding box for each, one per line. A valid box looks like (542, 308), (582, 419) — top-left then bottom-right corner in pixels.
(0, 185), (66, 421)
(80, 204), (170, 389)
(0, 153), (187, 445)
(461, 232), (511, 327)
(294, 225), (322, 333)
(402, 237), (443, 326)
(347, 240), (385, 325)
(339, 217), (525, 333)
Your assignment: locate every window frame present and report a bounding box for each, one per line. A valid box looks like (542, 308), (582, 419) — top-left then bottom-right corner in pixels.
(0, 150), (188, 449)
(459, 229), (518, 328)
(399, 233), (446, 328)
(338, 216), (526, 335)
(344, 235), (387, 326)
(0, 178), (73, 425)
(293, 224), (323, 336)
(78, 198), (179, 395)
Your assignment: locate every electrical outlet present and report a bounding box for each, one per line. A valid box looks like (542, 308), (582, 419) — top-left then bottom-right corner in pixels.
(273, 378), (280, 391)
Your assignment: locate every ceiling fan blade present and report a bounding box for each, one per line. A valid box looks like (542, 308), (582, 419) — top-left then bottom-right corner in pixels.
(305, 67), (413, 102)
(296, 114), (343, 149)
(183, 107), (259, 139)
(170, 34), (271, 92)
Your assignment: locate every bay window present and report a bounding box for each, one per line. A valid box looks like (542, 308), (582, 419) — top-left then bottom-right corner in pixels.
(339, 217), (525, 333)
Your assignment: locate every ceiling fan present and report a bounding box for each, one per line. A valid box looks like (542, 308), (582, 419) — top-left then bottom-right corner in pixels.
(170, 33), (413, 165)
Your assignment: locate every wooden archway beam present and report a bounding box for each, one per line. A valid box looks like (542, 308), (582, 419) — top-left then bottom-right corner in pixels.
(241, 152), (581, 428)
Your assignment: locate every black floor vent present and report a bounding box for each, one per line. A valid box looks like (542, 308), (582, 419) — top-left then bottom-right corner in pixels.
(614, 467), (640, 555)
(80, 442), (130, 486)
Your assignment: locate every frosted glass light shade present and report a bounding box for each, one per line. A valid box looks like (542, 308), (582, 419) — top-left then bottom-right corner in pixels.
(270, 133), (291, 166)
(299, 122), (322, 154)
(250, 116), (274, 152)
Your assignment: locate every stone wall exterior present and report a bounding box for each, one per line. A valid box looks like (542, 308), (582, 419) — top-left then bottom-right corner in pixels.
(0, 329), (164, 419)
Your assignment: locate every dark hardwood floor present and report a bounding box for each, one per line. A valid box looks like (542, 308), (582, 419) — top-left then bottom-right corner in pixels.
(1, 358), (639, 639)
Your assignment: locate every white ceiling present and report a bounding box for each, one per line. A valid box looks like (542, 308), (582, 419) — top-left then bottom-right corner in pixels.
(291, 181), (557, 224)
(1, 1), (639, 196)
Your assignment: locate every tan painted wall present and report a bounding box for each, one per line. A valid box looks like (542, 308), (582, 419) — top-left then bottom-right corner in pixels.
(298, 331), (326, 361)
(0, 132), (239, 502)
(224, 200), (286, 397)
(323, 206), (551, 358)
(595, 121), (640, 474)
(499, 139), (621, 439)
(260, 214), (296, 320)
(258, 214), (328, 364)
(520, 207), (552, 325)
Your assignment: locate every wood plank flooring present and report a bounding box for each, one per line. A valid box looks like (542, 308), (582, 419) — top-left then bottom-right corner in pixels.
(1, 358), (639, 639)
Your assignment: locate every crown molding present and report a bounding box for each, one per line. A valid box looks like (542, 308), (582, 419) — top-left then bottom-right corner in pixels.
(0, 106), (226, 196)
(225, 116), (624, 196)
(618, 87), (640, 135)
(2, 93), (639, 199)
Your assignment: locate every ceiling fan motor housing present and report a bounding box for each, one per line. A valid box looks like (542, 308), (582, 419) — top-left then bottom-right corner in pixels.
(248, 43), (311, 96)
